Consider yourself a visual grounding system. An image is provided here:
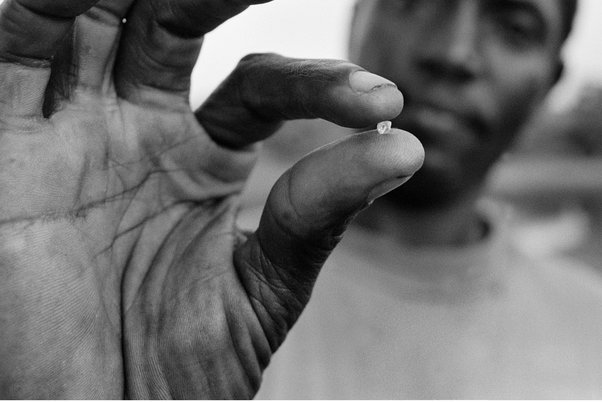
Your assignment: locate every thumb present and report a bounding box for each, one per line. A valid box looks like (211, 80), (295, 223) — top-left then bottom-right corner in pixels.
(234, 127), (424, 350)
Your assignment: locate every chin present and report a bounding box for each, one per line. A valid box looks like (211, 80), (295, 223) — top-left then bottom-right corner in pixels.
(383, 167), (467, 210)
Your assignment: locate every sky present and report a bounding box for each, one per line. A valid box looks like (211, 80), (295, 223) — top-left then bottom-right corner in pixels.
(192, 0), (602, 110)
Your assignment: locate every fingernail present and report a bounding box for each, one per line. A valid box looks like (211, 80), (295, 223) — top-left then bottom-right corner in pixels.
(367, 176), (412, 202)
(349, 71), (396, 93)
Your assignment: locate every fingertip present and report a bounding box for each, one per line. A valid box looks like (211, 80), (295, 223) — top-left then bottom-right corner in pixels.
(348, 70), (405, 117)
(339, 128), (424, 181)
(328, 71), (404, 129)
(348, 70), (396, 93)
(273, 128), (424, 228)
(362, 85), (405, 122)
(379, 128), (425, 176)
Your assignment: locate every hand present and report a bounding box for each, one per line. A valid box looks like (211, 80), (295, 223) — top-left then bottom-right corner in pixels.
(0, 0), (424, 398)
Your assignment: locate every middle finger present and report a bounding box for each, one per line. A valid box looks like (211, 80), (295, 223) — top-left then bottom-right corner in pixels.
(113, 0), (272, 105)
(71, 0), (136, 95)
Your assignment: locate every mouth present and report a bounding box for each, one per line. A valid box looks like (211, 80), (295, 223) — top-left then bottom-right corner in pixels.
(394, 100), (486, 150)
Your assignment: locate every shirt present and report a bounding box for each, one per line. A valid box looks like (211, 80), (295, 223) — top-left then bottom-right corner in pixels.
(256, 204), (602, 399)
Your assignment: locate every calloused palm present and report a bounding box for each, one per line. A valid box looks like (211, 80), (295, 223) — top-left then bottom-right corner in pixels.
(0, 0), (423, 398)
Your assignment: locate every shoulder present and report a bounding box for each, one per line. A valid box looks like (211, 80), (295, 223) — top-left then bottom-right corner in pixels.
(537, 254), (602, 300)
(484, 200), (602, 302)
(511, 249), (602, 319)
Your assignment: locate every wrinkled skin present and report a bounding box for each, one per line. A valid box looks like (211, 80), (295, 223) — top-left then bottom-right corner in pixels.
(0, 0), (424, 398)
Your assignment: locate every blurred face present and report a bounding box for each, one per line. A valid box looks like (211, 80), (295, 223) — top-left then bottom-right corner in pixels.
(350, 0), (566, 208)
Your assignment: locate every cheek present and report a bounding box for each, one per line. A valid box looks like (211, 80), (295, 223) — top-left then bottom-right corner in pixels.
(487, 52), (554, 135)
(501, 79), (545, 130)
(468, 62), (552, 178)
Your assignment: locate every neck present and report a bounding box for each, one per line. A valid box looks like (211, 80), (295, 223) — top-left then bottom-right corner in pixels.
(357, 191), (485, 247)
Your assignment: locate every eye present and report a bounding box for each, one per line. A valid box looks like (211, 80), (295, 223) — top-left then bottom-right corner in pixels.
(494, 10), (545, 48)
(387, 0), (420, 14)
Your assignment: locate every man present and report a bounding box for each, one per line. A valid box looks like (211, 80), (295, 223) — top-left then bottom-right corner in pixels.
(0, 0), (425, 398)
(257, 0), (602, 399)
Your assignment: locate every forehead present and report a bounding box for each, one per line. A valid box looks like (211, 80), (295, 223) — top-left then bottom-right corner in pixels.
(369, 0), (563, 24)
(365, 0), (566, 44)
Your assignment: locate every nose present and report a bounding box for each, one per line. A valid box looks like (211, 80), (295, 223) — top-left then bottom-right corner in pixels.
(416, 0), (482, 82)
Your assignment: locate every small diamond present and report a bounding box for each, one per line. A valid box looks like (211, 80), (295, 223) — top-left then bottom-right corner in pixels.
(377, 121), (392, 134)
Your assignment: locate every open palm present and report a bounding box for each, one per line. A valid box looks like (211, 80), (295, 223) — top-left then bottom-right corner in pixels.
(0, 0), (423, 398)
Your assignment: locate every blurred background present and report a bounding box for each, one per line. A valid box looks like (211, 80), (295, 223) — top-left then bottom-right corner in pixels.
(191, 0), (602, 268)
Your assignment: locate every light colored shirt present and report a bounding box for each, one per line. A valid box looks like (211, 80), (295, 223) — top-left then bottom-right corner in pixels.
(256, 204), (602, 399)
